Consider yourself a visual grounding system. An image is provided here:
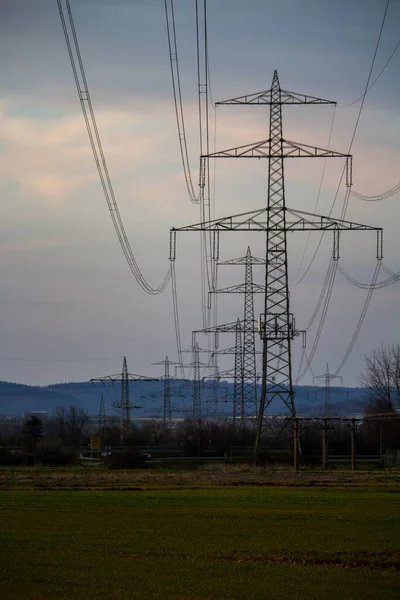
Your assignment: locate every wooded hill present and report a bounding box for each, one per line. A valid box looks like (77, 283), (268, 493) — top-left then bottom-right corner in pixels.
(0, 380), (367, 418)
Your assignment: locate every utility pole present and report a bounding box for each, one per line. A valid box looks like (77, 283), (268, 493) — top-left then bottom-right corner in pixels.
(313, 363), (343, 416)
(90, 356), (158, 443)
(171, 70), (382, 457)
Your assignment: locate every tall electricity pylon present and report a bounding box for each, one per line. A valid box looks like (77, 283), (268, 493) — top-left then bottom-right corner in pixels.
(171, 71), (383, 454)
(90, 356), (158, 442)
(313, 363), (343, 416)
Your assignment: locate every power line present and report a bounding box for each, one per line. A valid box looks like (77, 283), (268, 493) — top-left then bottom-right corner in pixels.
(57, 0), (170, 295)
(338, 261), (400, 289)
(291, 105), (337, 286)
(295, 259), (338, 383)
(334, 262), (381, 375)
(340, 34), (400, 108)
(351, 180), (400, 202)
(293, 0), (391, 286)
(0, 356), (122, 363)
(171, 262), (185, 378)
(164, 0), (199, 204)
(291, 2), (391, 378)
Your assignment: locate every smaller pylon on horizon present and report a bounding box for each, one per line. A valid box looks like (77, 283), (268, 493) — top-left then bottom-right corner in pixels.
(90, 356), (158, 443)
(233, 319), (243, 427)
(98, 394), (106, 435)
(215, 246), (263, 425)
(150, 356), (184, 427)
(313, 364), (343, 416)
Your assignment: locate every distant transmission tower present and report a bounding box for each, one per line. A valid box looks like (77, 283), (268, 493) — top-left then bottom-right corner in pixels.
(313, 363), (343, 416)
(179, 345), (211, 421)
(149, 356), (183, 427)
(233, 319), (243, 427)
(193, 343), (201, 421)
(98, 394), (106, 435)
(171, 71), (383, 455)
(90, 356), (158, 442)
(216, 247), (265, 426)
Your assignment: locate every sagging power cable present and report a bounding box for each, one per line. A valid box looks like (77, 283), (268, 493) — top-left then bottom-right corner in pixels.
(295, 260), (338, 383)
(171, 262), (185, 378)
(338, 261), (400, 289)
(293, 2), (391, 379)
(58, 0), (170, 295)
(340, 35), (400, 108)
(295, 0), (391, 287)
(333, 261), (381, 375)
(164, 0), (199, 204)
(350, 180), (400, 202)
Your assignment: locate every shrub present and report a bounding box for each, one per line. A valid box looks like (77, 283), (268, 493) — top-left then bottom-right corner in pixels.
(39, 440), (76, 466)
(107, 447), (151, 470)
(0, 447), (23, 466)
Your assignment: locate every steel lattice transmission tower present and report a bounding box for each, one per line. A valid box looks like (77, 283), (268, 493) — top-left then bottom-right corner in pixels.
(193, 343), (201, 422)
(171, 70), (383, 454)
(313, 363), (343, 416)
(242, 247), (258, 419)
(179, 344), (210, 422)
(233, 318), (243, 427)
(217, 247), (265, 426)
(98, 394), (106, 436)
(90, 356), (158, 442)
(150, 356), (183, 427)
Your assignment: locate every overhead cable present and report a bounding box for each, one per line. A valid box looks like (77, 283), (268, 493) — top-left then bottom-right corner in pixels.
(293, 2), (391, 378)
(350, 181), (400, 202)
(291, 106), (337, 286)
(334, 261), (381, 375)
(340, 35), (400, 108)
(338, 261), (400, 289)
(57, 0), (170, 295)
(295, 0), (391, 286)
(164, 0), (199, 204)
(295, 260), (338, 383)
(304, 258), (336, 331)
(171, 262), (185, 378)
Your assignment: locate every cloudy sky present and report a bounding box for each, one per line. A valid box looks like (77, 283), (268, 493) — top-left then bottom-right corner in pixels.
(0, 0), (399, 388)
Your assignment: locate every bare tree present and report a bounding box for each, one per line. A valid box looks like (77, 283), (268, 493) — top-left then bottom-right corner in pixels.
(54, 405), (89, 447)
(0, 417), (19, 446)
(360, 344), (400, 414)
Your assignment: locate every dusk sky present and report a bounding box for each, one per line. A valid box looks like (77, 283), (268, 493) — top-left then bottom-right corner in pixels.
(0, 0), (399, 388)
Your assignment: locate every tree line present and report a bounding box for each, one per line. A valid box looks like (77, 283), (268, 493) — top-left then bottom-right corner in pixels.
(0, 344), (399, 466)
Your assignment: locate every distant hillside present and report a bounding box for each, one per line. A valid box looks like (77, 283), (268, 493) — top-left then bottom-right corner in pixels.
(0, 380), (368, 418)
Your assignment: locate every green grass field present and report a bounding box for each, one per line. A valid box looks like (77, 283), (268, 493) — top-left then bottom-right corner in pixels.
(0, 467), (399, 599)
